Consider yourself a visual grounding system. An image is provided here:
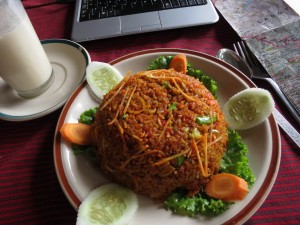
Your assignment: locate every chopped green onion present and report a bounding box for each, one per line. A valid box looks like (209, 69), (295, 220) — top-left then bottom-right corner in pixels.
(190, 127), (202, 139)
(168, 102), (177, 111)
(120, 114), (128, 120)
(195, 115), (216, 125)
(162, 80), (170, 89)
(176, 156), (186, 167)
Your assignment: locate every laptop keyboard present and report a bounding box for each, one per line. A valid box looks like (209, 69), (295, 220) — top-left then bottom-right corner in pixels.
(80, 0), (208, 22)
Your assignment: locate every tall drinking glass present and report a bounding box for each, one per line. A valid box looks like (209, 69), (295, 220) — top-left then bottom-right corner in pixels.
(0, 0), (54, 98)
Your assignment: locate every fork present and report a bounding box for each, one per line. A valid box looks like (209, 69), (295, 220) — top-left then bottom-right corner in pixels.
(233, 41), (300, 125)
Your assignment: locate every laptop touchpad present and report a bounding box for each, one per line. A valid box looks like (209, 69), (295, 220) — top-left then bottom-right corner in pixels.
(121, 12), (161, 33)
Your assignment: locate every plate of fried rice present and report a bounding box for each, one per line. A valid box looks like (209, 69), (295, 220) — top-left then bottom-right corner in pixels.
(54, 48), (281, 225)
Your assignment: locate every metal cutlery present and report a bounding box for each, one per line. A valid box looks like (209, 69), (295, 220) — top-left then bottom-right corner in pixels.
(216, 47), (300, 148)
(233, 41), (300, 125)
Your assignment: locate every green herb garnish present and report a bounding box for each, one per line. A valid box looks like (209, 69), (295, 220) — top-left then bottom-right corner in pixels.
(221, 129), (255, 186)
(147, 56), (173, 70)
(195, 115), (217, 125)
(120, 114), (128, 120)
(72, 144), (98, 164)
(176, 156), (186, 167)
(168, 102), (177, 111)
(79, 107), (98, 125)
(162, 80), (170, 89)
(165, 189), (231, 217)
(147, 56), (218, 98)
(72, 107), (98, 161)
(164, 128), (254, 217)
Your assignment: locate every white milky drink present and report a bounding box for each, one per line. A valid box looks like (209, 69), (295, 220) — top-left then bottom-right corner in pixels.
(0, 0), (53, 97)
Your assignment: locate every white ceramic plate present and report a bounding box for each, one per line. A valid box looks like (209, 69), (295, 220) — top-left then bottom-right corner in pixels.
(0, 39), (90, 121)
(54, 49), (281, 225)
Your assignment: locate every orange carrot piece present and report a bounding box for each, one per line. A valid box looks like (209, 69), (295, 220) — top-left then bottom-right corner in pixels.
(205, 173), (249, 202)
(169, 54), (188, 74)
(60, 123), (93, 146)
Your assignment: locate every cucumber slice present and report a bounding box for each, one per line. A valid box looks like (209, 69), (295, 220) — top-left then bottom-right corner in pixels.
(223, 88), (275, 130)
(86, 62), (123, 101)
(76, 183), (138, 225)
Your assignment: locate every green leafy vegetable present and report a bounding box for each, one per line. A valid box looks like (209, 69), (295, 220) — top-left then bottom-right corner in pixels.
(165, 189), (231, 217)
(187, 64), (204, 78)
(187, 63), (218, 97)
(147, 56), (173, 70)
(199, 75), (218, 98)
(221, 129), (255, 186)
(72, 144), (98, 163)
(147, 56), (218, 98)
(79, 107), (98, 125)
(72, 107), (98, 161)
(164, 128), (255, 217)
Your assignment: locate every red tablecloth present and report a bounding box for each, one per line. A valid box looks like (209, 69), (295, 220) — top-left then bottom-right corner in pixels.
(1, 1), (300, 224)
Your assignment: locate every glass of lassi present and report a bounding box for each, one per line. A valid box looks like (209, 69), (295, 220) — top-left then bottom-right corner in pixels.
(0, 0), (54, 98)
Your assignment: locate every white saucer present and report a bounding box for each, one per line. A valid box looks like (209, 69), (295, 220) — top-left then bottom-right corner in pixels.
(0, 39), (91, 121)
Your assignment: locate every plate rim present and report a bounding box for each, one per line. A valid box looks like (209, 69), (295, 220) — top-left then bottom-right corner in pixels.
(53, 48), (281, 224)
(0, 38), (91, 122)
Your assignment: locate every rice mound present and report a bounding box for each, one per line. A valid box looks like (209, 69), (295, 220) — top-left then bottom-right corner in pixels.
(92, 69), (228, 200)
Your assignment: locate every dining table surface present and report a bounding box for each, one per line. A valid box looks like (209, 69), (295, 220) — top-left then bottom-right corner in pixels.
(1, 0), (300, 224)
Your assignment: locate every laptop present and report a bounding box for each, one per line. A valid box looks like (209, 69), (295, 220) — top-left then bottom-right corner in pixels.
(71, 0), (219, 42)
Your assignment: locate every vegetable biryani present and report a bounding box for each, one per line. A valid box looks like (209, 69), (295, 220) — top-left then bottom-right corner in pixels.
(92, 69), (228, 200)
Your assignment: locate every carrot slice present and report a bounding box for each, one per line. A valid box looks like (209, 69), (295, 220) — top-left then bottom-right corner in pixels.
(205, 173), (249, 202)
(169, 54), (188, 74)
(60, 123), (93, 145)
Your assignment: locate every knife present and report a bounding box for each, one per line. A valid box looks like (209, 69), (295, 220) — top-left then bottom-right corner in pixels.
(274, 109), (300, 148)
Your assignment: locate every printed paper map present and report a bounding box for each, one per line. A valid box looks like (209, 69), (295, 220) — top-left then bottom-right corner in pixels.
(213, 0), (300, 113)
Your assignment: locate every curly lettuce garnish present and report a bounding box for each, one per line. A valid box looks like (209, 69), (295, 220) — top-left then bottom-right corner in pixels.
(147, 56), (218, 98)
(164, 129), (254, 217)
(148, 56), (173, 70)
(221, 129), (255, 187)
(79, 107), (98, 125)
(71, 107), (98, 163)
(165, 189), (231, 217)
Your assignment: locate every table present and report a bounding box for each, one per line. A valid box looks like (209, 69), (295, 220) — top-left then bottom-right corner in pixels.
(1, 1), (299, 224)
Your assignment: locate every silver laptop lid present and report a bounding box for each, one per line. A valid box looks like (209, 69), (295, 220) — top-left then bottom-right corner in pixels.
(71, 0), (219, 42)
